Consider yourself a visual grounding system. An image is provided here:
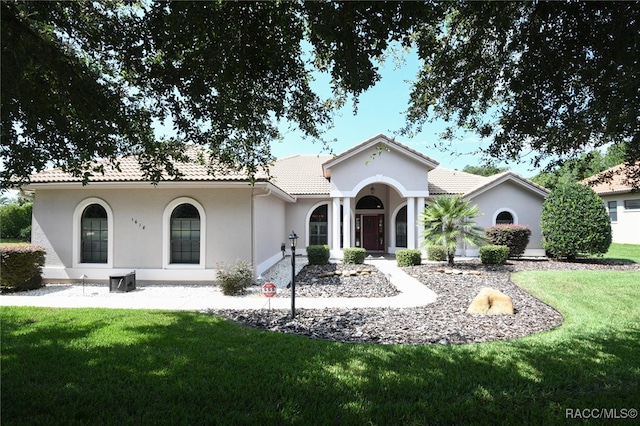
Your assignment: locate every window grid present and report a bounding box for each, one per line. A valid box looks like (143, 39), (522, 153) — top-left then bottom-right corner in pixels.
(81, 205), (108, 263)
(608, 201), (618, 222)
(170, 204), (201, 264)
(396, 206), (407, 248)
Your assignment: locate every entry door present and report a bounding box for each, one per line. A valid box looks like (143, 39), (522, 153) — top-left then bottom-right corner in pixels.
(362, 214), (384, 251)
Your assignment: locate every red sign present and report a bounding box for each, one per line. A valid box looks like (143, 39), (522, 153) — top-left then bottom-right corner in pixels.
(262, 282), (277, 298)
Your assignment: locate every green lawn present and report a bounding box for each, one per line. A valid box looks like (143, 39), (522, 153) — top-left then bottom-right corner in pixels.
(2, 270), (639, 425)
(601, 242), (640, 263)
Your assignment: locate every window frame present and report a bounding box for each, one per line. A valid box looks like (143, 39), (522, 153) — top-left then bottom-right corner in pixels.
(163, 197), (206, 269)
(608, 200), (618, 222)
(492, 208), (518, 225)
(73, 198), (114, 268)
(624, 199), (640, 211)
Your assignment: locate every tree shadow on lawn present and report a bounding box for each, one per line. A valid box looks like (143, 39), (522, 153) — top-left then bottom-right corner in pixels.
(2, 308), (639, 425)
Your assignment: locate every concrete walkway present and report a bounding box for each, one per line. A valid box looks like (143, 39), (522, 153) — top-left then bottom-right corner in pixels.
(0, 258), (436, 311)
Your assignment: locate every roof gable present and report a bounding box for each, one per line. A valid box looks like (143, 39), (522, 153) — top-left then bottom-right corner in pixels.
(322, 134), (439, 178)
(464, 171), (549, 199)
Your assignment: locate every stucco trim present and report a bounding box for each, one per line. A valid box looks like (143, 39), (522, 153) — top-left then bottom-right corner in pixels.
(162, 197), (207, 270)
(492, 208), (519, 225)
(72, 197), (114, 269)
(331, 175), (429, 198)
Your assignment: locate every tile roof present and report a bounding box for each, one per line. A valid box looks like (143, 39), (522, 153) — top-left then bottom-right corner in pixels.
(270, 154), (332, 195)
(427, 168), (486, 195)
(28, 147), (268, 184)
(581, 162), (640, 195)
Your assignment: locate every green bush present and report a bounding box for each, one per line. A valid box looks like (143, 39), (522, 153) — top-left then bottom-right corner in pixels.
(0, 244), (45, 292)
(216, 260), (254, 296)
(479, 245), (510, 265)
(0, 202), (32, 240)
(396, 249), (422, 267)
(343, 247), (366, 264)
(541, 182), (612, 259)
(426, 245), (447, 262)
(485, 224), (531, 258)
(306, 245), (330, 265)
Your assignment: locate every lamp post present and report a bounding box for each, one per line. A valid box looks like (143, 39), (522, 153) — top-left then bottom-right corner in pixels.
(289, 231), (298, 319)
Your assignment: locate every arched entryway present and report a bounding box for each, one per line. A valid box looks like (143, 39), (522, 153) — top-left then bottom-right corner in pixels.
(355, 195), (385, 251)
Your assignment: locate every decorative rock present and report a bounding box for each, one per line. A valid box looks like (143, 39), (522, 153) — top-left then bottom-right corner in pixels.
(467, 287), (514, 315)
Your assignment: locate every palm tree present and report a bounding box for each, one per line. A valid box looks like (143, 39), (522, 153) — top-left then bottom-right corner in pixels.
(420, 195), (485, 266)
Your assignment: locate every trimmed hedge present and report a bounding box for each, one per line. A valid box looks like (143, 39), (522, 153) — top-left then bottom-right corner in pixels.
(426, 245), (447, 262)
(343, 247), (366, 264)
(0, 244), (45, 292)
(396, 249), (422, 267)
(306, 245), (330, 265)
(485, 224), (531, 258)
(216, 260), (254, 296)
(541, 182), (612, 259)
(479, 245), (510, 265)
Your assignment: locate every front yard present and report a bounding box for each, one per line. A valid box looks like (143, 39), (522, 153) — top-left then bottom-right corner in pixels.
(2, 250), (638, 424)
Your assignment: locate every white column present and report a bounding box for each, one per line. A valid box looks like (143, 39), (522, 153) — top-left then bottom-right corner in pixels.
(407, 197), (416, 249)
(417, 196), (425, 252)
(342, 197), (351, 248)
(332, 197), (341, 255)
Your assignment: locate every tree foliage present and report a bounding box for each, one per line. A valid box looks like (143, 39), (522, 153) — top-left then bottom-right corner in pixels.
(407, 2), (639, 178)
(0, 201), (32, 240)
(2, 1), (638, 188)
(541, 183), (611, 259)
(419, 196), (484, 266)
(530, 144), (628, 191)
(462, 164), (508, 177)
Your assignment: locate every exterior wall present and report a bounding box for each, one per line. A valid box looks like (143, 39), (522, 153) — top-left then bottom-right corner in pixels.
(31, 185), (255, 282)
(601, 194), (640, 244)
(285, 197), (328, 253)
(252, 192), (288, 275)
(328, 143), (429, 196)
(466, 181), (546, 256)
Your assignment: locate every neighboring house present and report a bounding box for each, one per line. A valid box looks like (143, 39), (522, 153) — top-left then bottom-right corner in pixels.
(26, 134), (548, 283)
(581, 163), (640, 245)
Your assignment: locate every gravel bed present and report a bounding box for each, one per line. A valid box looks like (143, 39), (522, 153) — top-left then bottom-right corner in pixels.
(276, 264), (399, 298)
(207, 258), (638, 345)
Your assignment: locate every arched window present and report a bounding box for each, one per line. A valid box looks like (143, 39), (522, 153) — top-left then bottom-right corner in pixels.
(170, 203), (201, 264)
(356, 195), (384, 209)
(81, 204), (108, 263)
(496, 211), (514, 225)
(309, 204), (328, 245)
(395, 205), (407, 248)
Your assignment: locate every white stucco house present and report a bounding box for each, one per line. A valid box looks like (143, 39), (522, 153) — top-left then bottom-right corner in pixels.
(26, 134), (548, 283)
(582, 163), (640, 245)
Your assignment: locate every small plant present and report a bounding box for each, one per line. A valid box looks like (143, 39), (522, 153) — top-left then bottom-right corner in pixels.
(216, 260), (254, 296)
(396, 249), (422, 267)
(343, 247), (366, 264)
(306, 245), (330, 265)
(479, 245), (510, 265)
(485, 224), (531, 258)
(426, 245), (447, 262)
(0, 244), (46, 292)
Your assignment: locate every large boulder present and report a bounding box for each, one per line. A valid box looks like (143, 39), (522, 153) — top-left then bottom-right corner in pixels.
(467, 287), (514, 315)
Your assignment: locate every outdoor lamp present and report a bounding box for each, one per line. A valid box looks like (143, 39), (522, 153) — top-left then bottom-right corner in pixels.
(289, 231), (298, 318)
(289, 231), (298, 250)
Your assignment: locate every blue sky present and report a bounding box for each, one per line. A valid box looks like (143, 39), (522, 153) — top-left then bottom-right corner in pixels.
(272, 49), (540, 178)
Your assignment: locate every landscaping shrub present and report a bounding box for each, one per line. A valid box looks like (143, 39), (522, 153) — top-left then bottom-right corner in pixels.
(216, 260), (254, 295)
(396, 249), (422, 267)
(0, 244), (45, 292)
(485, 224), (531, 258)
(541, 182), (612, 259)
(306, 245), (330, 265)
(343, 247), (366, 264)
(0, 202), (32, 240)
(426, 245), (447, 262)
(479, 245), (510, 265)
